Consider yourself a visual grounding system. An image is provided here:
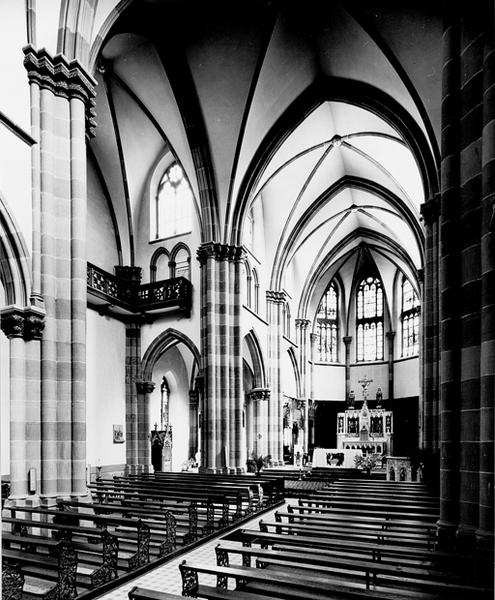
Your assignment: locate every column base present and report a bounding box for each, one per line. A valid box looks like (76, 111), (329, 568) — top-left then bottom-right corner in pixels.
(141, 464), (154, 475)
(70, 491), (93, 505)
(456, 525), (477, 553)
(475, 528), (494, 552)
(436, 519), (457, 550)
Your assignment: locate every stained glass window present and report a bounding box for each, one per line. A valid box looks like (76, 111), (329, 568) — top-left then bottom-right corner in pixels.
(401, 278), (420, 356)
(356, 277), (384, 361)
(316, 282), (339, 362)
(154, 162), (192, 239)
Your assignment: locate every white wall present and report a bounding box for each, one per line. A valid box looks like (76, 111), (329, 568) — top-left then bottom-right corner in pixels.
(86, 310), (126, 467)
(394, 357), (420, 398)
(87, 161), (120, 271)
(313, 364), (345, 401)
(350, 363), (389, 400)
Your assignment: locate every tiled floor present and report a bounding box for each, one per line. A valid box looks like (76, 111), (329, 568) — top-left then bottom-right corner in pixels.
(98, 503), (284, 599)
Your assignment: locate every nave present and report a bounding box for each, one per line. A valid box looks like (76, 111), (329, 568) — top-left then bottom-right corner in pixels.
(3, 471), (492, 600)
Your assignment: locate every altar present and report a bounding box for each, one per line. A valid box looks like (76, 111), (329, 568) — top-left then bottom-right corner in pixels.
(336, 375), (393, 456)
(312, 447), (363, 468)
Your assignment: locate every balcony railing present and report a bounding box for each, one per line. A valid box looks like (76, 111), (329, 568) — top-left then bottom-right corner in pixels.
(87, 263), (191, 317)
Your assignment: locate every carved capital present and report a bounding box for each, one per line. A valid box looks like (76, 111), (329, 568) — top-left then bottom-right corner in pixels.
(343, 335), (353, 346)
(420, 193), (440, 225)
(136, 380), (155, 395)
(248, 387), (271, 402)
(266, 290), (287, 304)
(197, 242), (245, 265)
(23, 45), (97, 137)
(0, 305), (46, 340)
(295, 318), (311, 330)
(189, 390), (199, 405)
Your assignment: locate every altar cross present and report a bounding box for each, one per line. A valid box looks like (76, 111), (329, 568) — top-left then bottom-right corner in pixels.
(358, 375), (373, 400)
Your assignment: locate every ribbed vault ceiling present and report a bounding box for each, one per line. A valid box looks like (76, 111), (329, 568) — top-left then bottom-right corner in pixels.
(88, 0), (440, 316)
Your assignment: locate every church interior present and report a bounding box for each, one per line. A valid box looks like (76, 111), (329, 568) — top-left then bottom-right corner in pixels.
(0, 1), (493, 599)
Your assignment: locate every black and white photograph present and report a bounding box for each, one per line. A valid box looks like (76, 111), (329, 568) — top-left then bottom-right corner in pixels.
(0, 1), (493, 598)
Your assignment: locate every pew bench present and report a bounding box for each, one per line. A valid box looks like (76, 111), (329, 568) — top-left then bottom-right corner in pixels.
(177, 559), (450, 600)
(228, 527), (459, 569)
(3, 509), (151, 572)
(263, 518), (436, 549)
(2, 517), (120, 588)
(298, 499), (437, 522)
(290, 503), (437, 534)
(213, 542), (487, 597)
(275, 511), (437, 549)
(2, 537), (79, 600)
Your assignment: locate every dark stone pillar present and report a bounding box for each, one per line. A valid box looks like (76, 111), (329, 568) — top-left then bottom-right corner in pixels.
(438, 10), (461, 547)
(420, 194), (440, 456)
(477, 15), (495, 549)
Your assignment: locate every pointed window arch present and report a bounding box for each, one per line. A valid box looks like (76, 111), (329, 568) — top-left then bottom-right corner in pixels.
(356, 276), (384, 362)
(252, 268), (259, 313)
(153, 162), (192, 240)
(401, 278), (420, 356)
(316, 281), (339, 362)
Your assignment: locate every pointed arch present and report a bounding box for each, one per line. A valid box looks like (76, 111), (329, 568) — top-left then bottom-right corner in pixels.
(0, 195), (31, 306)
(287, 347), (302, 399)
(170, 242), (191, 280)
(244, 329), (267, 389)
(142, 328), (201, 382)
(150, 247), (170, 282)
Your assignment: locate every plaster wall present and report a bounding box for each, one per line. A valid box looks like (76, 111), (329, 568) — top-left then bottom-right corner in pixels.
(86, 309), (126, 467)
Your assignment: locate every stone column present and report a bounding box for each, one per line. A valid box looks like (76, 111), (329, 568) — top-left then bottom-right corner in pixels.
(188, 390), (199, 460)
(248, 389), (270, 457)
(386, 331), (395, 404)
(437, 11), (462, 546)
(197, 243), (245, 472)
(0, 307), (45, 505)
(343, 336), (352, 405)
(420, 194), (441, 455)
(23, 46), (96, 503)
(125, 322), (142, 474)
(136, 380), (155, 473)
(295, 319), (310, 451)
(266, 291), (286, 465)
(477, 17), (495, 549)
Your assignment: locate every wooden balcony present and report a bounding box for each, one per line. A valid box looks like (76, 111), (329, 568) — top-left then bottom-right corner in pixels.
(87, 263), (191, 320)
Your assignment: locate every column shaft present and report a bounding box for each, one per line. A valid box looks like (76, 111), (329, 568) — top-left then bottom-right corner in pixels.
(70, 96), (88, 497)
(9, 337), (28, 499)
(478, 26), (495, 545)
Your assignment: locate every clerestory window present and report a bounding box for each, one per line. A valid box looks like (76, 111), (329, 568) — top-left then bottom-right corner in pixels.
(153, 162), (192, 240)
(316, 281), (339, 362)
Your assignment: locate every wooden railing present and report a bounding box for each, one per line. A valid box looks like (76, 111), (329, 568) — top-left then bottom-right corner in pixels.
(87, 263), (191, 317)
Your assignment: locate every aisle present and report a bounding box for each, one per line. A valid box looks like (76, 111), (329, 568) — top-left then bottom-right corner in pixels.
(97, 503), (283, 599)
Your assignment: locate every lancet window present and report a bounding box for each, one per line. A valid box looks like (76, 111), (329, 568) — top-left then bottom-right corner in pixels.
(316, 282), (339, 362)
(356, 276), (384, 362)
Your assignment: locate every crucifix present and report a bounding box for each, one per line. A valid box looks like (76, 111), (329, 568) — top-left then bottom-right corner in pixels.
(358, 375), (373, 400)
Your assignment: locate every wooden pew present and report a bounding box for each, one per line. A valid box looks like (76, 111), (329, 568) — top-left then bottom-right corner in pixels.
(91, 480), (233, 529)
(2, 538), (78, 600)
(3, 507), (151, 571)
(213, 542), (486, 596)
(298, 498), (438, 521)
(262, 518), (436, 549)
(111, 475), (253, 518)
(128, 587), (185, 600)
(88, 482), (220, 540)
(2, 528), (119, 590)
(177, 559), (468, 600)
(287, 504), (437, 535)
(228, 526), (460, 569)
(58, 500), (177, 554)
(276, 510), (437, 548)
